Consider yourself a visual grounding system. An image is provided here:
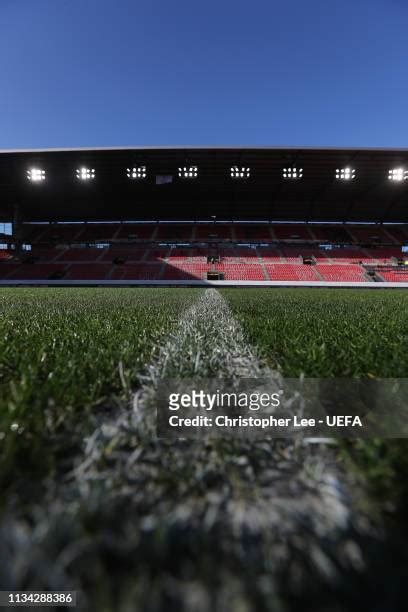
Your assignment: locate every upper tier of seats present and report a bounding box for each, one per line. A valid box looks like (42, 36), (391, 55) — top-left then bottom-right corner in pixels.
(10, 244), (403, 264)
(14, 223), (408, 246)
(0, 250), (13, 261)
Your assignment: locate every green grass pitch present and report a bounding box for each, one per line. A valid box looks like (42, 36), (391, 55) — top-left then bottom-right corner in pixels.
(1, 287), (408, 610)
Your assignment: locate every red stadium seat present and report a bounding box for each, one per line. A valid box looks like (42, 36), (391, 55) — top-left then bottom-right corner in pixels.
(195, 225), (233, 240)
(383, 226), (408, 244)
(349, 226), (390, 244)
(0, 250), (13, 261)
(144, 248), (170, 261)
(115, 224), (156, 240)
(256, 248), (283, 263)
(379, 269), (408, 282)
(22, 224), (84, 243)
(234, 224), (273, 241)
(167, 248), (193, 262)
(101, 247), (147, 262)
(121, 264), (163, 280)
(272, 224), (313, 240)
(309, 225), (353, 243)
(156, 225), (194, 240)
(162, 262), (209, 280)
(9, 264), (68, 280)
(326, 248), (372, 263)
(0, 263), (20, 279)
(363, 248), (402, 263)
(74, 224), (120, 242)
(64, 264), (111, 280)
(265, 264), (319, 281)
(57, 248), (105, 262)
(315, 264), (367, 282)
(280, 247), (330, 262)
(217, 263), (266, 280)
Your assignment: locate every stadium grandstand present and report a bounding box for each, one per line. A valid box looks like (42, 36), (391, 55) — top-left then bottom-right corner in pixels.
(1, 145), (408, 287)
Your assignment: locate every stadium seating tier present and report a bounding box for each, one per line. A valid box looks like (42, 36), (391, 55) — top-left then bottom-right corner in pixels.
(2, 223), (407, 282)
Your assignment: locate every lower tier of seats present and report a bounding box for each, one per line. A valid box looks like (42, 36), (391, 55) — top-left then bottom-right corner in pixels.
(377, 269), (408, 282)
(2, 260), (406, 282)
(314, 264), (368, 282)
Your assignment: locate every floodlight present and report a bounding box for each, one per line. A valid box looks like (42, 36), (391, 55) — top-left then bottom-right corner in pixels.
(127, 166), (147, 179)
(388, 168), (408, 182)
(230, 166), (250, 178)
(282, 168), (303, 179)
(76, 167), (95, 180)
(27, 168), (45, 182)
(178, 166), (198, 178)
(336, 167), (355, 180)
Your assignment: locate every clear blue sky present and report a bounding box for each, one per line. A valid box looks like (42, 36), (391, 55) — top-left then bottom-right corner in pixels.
(1, 0), (407, 149)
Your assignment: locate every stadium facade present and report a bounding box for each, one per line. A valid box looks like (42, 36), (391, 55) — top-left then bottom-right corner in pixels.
(0, 146), (408, 287)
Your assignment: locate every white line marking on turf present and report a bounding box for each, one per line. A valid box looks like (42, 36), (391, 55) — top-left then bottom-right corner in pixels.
(137, 287), (277, 381)
(129, 289), (355, 531)
(132, 287), (283, 432)
(68, 289), (373, 581)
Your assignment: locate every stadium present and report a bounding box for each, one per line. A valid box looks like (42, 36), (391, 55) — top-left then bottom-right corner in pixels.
(3, 0), (408, 606)
(1, 145), (408, 287)
(1, 144), (408, 611)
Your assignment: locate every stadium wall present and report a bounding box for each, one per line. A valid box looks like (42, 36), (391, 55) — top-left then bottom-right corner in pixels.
(1, 279), (408, 288)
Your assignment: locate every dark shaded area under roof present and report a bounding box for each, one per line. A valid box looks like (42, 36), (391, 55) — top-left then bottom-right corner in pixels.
(0, 146), (407, 223)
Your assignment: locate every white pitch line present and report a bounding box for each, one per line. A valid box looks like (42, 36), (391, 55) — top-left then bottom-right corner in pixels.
(136, 288), (279, 380)
(132, 288), (283, 433)
(68, 288), (372, 571)
(129, 289), (355, 531)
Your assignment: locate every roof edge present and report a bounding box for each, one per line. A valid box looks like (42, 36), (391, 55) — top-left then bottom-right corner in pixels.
(1, 145), (408, 154)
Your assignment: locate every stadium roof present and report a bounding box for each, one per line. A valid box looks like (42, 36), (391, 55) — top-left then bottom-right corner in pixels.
(1, 146), (408, 223)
